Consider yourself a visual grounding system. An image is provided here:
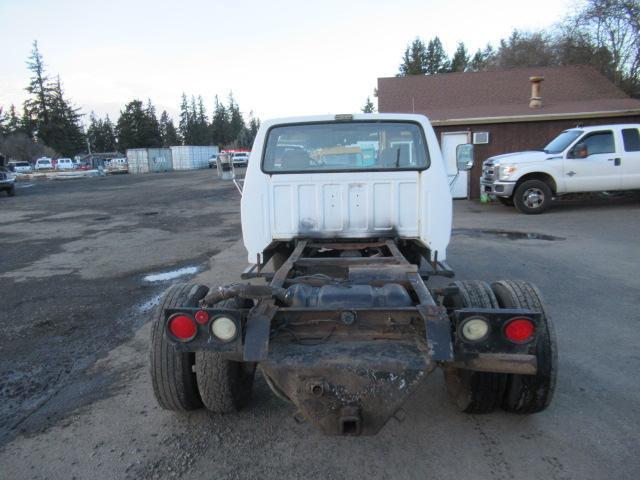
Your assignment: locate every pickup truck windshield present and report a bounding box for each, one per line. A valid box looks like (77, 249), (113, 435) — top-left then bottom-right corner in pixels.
(262, 122), (429, 173)
(543, 130), (583, 154)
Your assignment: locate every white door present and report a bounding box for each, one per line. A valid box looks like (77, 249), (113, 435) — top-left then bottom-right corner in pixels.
(440, 132), (469, 199)
(564, 130), (621, 192)
(621, 127), (640, 189)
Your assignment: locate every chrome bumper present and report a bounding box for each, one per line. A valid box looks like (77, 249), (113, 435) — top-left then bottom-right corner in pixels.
(480, 178), (516, 197)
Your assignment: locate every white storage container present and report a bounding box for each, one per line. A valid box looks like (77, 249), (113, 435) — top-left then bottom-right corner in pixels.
(170, 146), (219, 171)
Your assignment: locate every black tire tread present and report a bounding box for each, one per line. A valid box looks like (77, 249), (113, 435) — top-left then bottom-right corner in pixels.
(491, 280), (557, 414)
(196, 297), (255, 413)
(444, 281), (507, 414)
(514, 179), (552, 215)
(150, 283), (208, 411)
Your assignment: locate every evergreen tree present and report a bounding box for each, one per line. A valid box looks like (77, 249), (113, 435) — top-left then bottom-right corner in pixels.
(398, 38), (428, 75)
(4, 105), (23, 135)
(23, 41), (51, 138)
(424, 37), (450, 74)
(116, 99), (161, 150)
(178, 93), (193, 144)
(449, 42), (470, 72)
(144, 99), (162, 146)
(469, 44), (496, 71)
(87, 112), (117, 152)
(194, 96), (209, 145)
(159, 110), (180, 147)
(227, 92), (244, 144)
(210, 95), (230, 147)
(361, 96), (375, 113)
(46, 76), (85, 155)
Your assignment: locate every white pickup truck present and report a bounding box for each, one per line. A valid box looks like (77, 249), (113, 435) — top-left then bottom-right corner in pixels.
(481, 124), (640, 214)
(149, 114), (557, 436)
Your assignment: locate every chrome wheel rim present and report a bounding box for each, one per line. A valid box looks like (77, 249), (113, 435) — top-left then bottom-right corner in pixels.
(523, 188), (544, 209)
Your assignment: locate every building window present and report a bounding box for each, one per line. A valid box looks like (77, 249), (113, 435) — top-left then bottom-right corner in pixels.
(622, 128), (640, 152)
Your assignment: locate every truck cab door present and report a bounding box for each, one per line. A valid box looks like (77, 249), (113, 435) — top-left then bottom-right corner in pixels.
(563, 130), (622, 192)
(620, 127), (640, 189)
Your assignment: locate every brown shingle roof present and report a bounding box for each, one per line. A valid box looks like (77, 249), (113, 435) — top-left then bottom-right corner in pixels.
(377, 65), (640, 123)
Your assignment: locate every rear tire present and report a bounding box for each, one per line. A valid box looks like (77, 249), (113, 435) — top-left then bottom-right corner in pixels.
(513, 179), (552, 214)
(149, 283), (209, 411)
(196, 297), (256, 413)
(491, 280), (557, 413)
(8, 185), (16, 197)
(442, 281), (507, 413)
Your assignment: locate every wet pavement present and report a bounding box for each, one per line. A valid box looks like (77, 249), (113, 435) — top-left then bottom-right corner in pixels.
(0, 170), (241, 444)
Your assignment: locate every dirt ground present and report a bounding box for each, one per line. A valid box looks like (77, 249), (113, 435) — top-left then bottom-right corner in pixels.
(1, 172), (639, 479)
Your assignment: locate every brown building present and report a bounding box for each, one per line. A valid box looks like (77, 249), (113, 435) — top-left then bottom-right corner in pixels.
(377, 65), (640, 198)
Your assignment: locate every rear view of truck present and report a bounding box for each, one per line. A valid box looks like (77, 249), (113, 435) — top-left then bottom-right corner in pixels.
(149, 114), (557, 435)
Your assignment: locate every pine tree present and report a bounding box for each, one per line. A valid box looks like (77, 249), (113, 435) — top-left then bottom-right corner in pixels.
(47, 76), (85, 155)
(469, 44), (496, 71)
(361, 97), (375, 113)
(117, 99), (161, 150)
(227, 92), (244, 144)
(211, 95), (230, 147)
(159, 110), (180, 147)
(449, 42), (469, 72)
(195, 96), (209, 145)
(4, 105), (23, 135)
(24, 41), (51, 137)
(424, 37), (450, 74)
(398, 38), (428, 75)
(143, 99), (162, 147)
(178, 93), (192, 144)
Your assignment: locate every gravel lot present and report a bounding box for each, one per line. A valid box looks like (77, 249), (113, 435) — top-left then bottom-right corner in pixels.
(0, 172), (639, 479)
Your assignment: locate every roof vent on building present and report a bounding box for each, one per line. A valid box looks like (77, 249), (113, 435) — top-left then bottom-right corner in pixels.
(529, 76), (544, 108)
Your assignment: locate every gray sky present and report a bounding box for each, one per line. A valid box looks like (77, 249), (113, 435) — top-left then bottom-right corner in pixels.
(0, 0), (572, 122)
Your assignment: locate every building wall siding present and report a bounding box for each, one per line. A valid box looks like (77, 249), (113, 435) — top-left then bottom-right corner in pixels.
(433, 114), (640, 198)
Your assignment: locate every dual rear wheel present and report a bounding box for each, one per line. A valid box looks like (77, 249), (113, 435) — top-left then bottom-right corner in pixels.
(443, 280), (557, 414)
(149, 283), (255, 413)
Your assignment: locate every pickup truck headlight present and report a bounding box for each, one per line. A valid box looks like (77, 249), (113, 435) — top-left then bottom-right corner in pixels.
(498, 164), (517, 180)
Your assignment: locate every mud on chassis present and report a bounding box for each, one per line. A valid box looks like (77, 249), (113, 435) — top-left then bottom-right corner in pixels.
(149, 237), (557, 436)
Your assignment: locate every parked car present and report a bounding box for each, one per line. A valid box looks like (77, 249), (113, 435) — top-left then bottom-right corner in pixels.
(35, 157), (53, 170)
(0, 166), (16, 196)
(77, 161), (92, 171)
(8, 161), (33, 174)
(56, 158), (75, 170)
(481, 124), (640, 214)
(208, 153), (218, 168)
(232, 152), (249, 167)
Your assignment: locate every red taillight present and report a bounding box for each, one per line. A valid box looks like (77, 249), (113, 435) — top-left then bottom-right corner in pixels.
(194, 310), (209, 325)
(504, 318), (535, 343)
(168, 315), (197, 341)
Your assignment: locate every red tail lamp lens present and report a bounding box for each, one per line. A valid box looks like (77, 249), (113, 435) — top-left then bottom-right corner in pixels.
(168, 315), (197, 341)
(194, 310), (209, 325)
(504, 318), (535, 343)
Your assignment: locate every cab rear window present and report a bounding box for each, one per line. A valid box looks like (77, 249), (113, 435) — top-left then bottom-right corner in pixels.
(262, 121), (430, 173)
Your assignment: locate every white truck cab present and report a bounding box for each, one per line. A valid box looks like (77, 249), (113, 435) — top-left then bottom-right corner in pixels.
(241, 114), (455, 264)
(481, 124), (640, 214)
(150, 113), (557, 435)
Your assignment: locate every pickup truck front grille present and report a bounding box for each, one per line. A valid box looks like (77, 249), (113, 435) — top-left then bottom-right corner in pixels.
(0, 173), (6, 180)
(482, 161), (496, 181)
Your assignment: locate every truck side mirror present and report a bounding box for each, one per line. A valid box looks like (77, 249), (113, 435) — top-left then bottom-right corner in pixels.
(216, 155), (235, 180)
(569, 143), (588, 159)
(456, 144), (474, 171)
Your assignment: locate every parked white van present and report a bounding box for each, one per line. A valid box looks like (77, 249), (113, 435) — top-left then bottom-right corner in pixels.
(56, 158), (75, 170)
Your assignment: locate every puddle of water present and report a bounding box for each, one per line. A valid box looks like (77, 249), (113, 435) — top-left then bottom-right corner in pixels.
(142, 211), (159, 216)
(453, 228), (564, 241)
(137, 293), (163, 313)
(17, 184), (35, 189)
(143, 266), (199, 282)
(93, 216), (111, 221)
